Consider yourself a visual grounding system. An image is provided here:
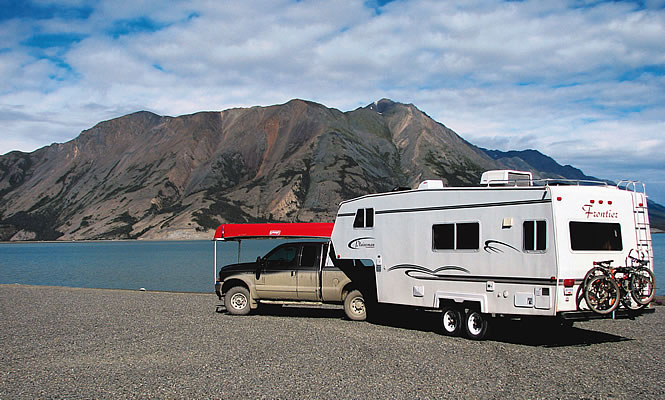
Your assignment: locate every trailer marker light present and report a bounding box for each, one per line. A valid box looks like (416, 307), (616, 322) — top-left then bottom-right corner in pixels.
(557, 197), (562, 201)
(608, 201), (612, 205)
(563, 279), (575, 287)
(639, 203), (644, 207)
(590, 200), (595, 204)
(599, 200), (603, 204)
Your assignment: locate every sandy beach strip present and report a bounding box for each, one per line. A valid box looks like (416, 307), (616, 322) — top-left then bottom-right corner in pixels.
(1, 284), (664, 399)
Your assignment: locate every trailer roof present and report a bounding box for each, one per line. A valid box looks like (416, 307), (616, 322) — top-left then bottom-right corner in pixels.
(213, 223), (334, 240)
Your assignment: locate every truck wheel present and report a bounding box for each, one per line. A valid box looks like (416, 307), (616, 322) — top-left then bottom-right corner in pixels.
(344, 290), (366, 321)
(464, 310), (489, 340)
(441, 306), (463, 336)
(224, 286), (250, 315)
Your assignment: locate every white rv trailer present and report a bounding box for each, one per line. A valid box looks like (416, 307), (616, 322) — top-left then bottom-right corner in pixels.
(330, 170), (654, 339)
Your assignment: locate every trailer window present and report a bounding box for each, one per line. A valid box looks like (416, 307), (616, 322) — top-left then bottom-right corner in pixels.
(523, 220), (546, 251)
(433, 222), (479, 250)
(569, 222), (622, 251)
(433, 224), (454, 249)
(353, 208), (374, 228)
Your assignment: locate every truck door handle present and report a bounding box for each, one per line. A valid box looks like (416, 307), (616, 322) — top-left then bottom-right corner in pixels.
(291, 271), (295, 276)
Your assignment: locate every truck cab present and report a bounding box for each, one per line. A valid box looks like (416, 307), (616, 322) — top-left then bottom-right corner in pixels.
(215, 241), (366, 320)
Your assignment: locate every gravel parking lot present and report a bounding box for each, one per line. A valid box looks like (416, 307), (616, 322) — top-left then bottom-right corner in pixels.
(1, 284), (663, 399)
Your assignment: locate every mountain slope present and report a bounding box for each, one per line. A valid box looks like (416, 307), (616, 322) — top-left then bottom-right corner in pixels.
(0, 99), (662, 240)
(483, 149), (598, 180)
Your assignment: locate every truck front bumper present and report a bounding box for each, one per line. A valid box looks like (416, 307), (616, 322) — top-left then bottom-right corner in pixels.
(215, 281), (222, 300)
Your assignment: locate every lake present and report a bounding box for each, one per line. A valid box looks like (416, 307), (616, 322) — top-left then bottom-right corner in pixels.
(1, 235), (664, 295)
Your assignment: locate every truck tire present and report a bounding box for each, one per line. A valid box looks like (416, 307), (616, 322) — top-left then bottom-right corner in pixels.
(344, 289), (367, 321)
(224, 286), (251, 315)
(464, 310), (489, 340)
(441, 306), (463, 336)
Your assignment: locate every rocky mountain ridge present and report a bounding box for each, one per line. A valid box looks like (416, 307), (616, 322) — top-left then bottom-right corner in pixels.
(0, 98), (662, 240)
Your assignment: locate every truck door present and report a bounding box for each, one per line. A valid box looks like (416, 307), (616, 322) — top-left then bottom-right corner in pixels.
(255, 244), (298, 299)
(297, 243), (321, 300)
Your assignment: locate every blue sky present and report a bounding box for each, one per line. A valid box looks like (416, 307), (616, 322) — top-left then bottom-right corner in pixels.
(1, 0), (664, 203)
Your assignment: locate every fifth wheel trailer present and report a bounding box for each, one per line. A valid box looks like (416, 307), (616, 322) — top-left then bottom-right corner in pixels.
(330, 170), (655, 339)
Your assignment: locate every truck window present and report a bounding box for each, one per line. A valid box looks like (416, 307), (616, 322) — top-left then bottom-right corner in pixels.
(265, 245), (298, 267)
(300, 245), (319, 269)
(569, 222), (622, 251)
(523, 220), (546, 251)
(433, 222), (479, 250)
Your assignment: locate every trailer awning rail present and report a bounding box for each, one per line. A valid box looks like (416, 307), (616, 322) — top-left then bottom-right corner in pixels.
(213, 222), (334, 240)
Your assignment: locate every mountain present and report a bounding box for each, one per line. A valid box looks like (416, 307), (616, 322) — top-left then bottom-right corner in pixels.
(0, 98), (662, 240)
(483, 149), (598, 181)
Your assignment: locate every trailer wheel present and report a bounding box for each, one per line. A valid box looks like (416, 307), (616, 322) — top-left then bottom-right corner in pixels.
(464, 310), (489, 340)
(344, 289), (367, 321)
(224, 286), (250, 315)
(441, 306), (463, 336)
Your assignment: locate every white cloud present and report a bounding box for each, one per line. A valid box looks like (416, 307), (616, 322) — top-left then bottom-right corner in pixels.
(1, 0), (664, 201)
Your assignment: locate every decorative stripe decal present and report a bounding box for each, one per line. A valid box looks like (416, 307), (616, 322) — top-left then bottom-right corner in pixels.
(483, 240), (520, 254)
(375, 199), (551, 215)
(388, 264), (471, 277)
(388, 264), (556, 285)
(337, 198), (551, 218)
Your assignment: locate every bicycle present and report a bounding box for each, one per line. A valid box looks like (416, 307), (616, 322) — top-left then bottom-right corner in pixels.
(625, 252), (656, 306)
(582, 254), (656, 314)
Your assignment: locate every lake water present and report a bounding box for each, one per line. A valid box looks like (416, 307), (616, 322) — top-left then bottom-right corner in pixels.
(1, 235), (664, 295)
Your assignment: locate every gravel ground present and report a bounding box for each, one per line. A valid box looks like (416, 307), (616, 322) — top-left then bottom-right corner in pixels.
(1, 284), (663, 399)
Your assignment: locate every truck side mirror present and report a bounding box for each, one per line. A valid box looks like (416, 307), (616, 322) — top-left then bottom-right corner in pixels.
(255, 256), (262, 279)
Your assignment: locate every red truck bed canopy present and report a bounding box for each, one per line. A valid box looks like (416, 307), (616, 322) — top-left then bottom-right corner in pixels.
(213, 223), (334, 240)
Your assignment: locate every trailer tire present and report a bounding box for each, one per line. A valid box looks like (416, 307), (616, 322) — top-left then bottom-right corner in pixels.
(224, 286), (251, 315)
(344, 289), (367, 321)
(441, 306), (463, 336)
(464, 310), (489, 340)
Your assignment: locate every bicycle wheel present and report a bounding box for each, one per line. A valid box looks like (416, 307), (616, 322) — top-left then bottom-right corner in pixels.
(621, 292), (646, 310)
(583, 266), (608, 287)
(631, 267), (655, 305)
(584, 275), (620, 314)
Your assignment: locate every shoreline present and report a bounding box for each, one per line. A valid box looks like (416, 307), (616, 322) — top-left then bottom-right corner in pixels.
(1, 229), (663, 244)
(0, 283), (213, 295)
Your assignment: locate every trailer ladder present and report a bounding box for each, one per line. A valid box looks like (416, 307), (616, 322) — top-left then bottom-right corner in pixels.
(619, 181), (653, 266)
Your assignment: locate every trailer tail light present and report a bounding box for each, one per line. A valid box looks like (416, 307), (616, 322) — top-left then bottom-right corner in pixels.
(563, 279), (575, 287)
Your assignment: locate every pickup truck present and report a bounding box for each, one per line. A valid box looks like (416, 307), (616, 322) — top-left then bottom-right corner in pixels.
(215, 241), (367, 320)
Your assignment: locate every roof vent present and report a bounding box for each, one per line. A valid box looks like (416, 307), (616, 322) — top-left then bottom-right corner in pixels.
(418, 180), (445, 190)
(480, 170), (532, 186)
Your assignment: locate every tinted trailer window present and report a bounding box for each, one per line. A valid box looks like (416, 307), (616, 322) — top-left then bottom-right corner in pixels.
(569, 222), (622, 251)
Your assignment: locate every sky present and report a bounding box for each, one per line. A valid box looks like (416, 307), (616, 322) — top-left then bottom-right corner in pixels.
(1, 0), (664, 203)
